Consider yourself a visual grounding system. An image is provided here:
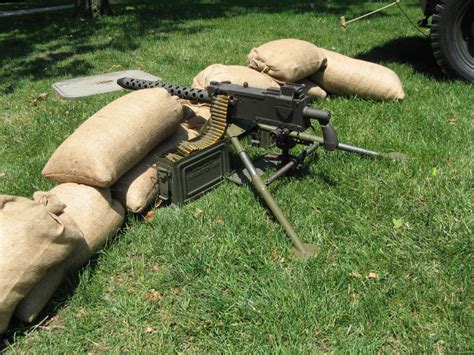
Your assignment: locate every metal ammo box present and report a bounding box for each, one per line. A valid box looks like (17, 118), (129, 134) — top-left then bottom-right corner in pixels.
(156, 140), (230, 206)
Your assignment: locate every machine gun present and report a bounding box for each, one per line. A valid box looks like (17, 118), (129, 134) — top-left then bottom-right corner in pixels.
(118, 77), (404, 259)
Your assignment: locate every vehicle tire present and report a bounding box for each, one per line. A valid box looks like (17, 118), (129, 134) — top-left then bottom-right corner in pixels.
(431, 0), (474, 82)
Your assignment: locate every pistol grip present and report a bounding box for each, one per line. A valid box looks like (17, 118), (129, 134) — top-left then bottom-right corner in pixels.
(321, 123), (338, 151)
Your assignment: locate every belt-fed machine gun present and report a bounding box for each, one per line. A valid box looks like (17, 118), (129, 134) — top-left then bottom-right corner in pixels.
(117, 77), (405, 259)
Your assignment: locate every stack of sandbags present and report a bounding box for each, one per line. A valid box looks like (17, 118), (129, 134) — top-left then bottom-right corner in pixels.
(0, 195), (83, 333)
(42, 88), (184, 187)
(112, 125), (199, 213)
(111, 96), (210, 214)
(15, 184), (125, 323)
(6, 88), (187, 327)
(191, 61), (327, 102)
(247, 38), (404, 101)
(247, 38), (327, 83)
(247, 38), (328, 100)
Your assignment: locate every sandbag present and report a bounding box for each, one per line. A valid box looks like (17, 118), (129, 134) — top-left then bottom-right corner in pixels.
(192, 64), (279, 89)
(310, 49), (405, 101)
(112, 125), (199, 213)
(15, 184), (125, 323)
(0, 195), (82, 334)
(42, 88), (183, 187)
(247, 39), (327, 83)
(179, 99), (211, 133)
(296, 78), (328, 100)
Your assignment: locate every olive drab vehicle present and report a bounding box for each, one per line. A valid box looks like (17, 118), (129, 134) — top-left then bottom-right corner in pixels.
(419, 0), (474, 82)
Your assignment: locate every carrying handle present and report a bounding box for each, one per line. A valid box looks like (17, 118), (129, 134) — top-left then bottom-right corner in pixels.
(303, 107), (338, 150)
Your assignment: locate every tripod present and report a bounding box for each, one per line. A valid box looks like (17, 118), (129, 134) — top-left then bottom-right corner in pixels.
(227, 123), (406, 259)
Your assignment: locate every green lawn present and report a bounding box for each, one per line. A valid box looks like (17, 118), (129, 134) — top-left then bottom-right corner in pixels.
(1, 0), (472, 352)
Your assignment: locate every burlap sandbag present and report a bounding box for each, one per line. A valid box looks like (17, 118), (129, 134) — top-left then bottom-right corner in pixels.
(179, 99), (211, 133)
(15, 184), (125, 323)
(112, 125), (199, 213)
(42, 88), (183, 187)
(296, 79), (328, 100)
(310, 49), (405, 101)
(192, 64), (279, 89)
(0, 195), (82, 334)
(247, 39), (327, 83)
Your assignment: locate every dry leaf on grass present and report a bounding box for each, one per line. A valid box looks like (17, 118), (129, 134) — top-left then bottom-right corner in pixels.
(368, 272), (378, 280)
(193, 208), (203, 218)
(31, 92), (48, 105)
(144, 210), (155, 221)
(144, 289), (161, 302)
(392, 218), (403, 229)
(144, 326), (155, 334)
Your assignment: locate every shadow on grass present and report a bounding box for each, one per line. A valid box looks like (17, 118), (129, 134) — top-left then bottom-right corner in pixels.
(355, 35), (447, 81)
(0, 221), (139, 351)
(0, 0), (422, 93)
(0, 257), (101, 351)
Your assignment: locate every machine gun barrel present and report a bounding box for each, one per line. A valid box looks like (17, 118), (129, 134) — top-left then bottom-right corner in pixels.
(117, 77), (213, 103)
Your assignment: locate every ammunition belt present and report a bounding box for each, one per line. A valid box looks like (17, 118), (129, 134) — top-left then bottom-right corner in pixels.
(165, 95), (229, 162)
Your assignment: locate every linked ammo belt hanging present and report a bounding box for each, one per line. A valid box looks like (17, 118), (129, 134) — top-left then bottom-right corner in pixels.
(166, 95), (229, 162)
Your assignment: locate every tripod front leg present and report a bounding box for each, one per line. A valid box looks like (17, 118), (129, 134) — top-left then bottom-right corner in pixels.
(227, 132), (317, 259)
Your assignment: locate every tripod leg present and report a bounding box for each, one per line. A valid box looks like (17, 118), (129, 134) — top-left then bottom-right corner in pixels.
(228, 134), (317, 259)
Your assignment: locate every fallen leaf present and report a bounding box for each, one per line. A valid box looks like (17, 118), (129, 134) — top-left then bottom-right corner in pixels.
(392, 218), (403, 229)
(170, 287), (181, 295)
(368, 272), (378, 279)
(431, 167), (438, 176)
(216, 217), (224, 225)
(46, 314), (63, 329)
(193, 208), (203, 218)
(75, 308), (86, 318)
(448, 116), (457, 125)
(144, 210), (155, 221)
(312, 206), (322, 214)
(349, 271), (363, 279)
(144, 289), (161, 302)
(271, 250), (286, 264)
(31, 92), (48, 105)
(144, 326), (155, 334)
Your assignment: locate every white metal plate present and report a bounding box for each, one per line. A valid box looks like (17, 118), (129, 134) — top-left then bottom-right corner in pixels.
(52, 70), (160, 99)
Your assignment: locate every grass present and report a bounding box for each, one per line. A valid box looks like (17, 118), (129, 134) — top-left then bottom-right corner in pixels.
(1, 0), (473, 352)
